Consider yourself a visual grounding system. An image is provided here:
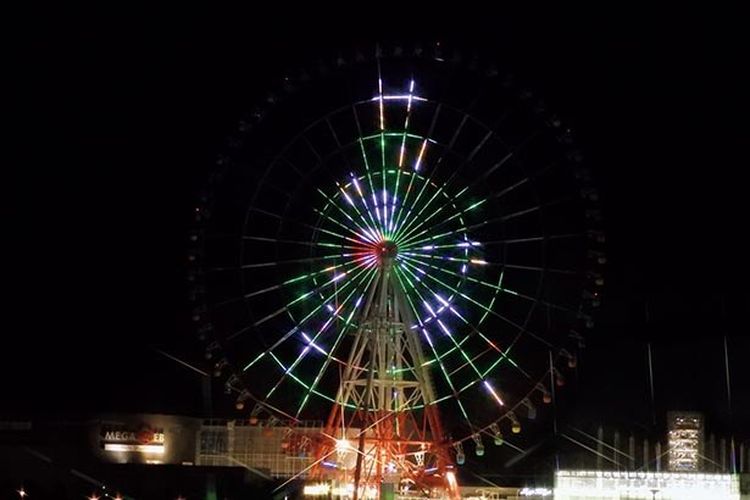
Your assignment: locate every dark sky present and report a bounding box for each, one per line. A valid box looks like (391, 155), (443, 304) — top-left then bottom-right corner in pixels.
(6, 7), (748, 441)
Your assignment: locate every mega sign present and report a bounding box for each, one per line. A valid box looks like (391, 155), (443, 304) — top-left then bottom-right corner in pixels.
(101, 425), (165, 454)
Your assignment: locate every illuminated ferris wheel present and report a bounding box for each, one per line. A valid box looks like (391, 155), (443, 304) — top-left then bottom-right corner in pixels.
(188, 44), (604, 498)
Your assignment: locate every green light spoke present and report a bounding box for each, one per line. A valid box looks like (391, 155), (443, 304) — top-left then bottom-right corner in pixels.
(405, 196), (573, 253)
(399, 253), (510, 294)
(393, 269), (474, 427)
(398, 256), (511, 359)
(268, 352), (354, 408)
(339, 179), (383, 241)
(314, 200), (379, 246)
(389, 169), (418, 240)
(388, 80), (416, 238)
(248, 207), (365, 247)
(405, 254), (575, 314)
(402, 258), (530, 394)
(398, 251), (481, 266)
(251, 257), (371, 328)
(378, 65), (387, 234)
(359, 132), (433, 141)
(448, 347), (494, 378)
(388, 162), (439, 243)
(243, 255), (368, 300)
(394, 152), (537, 247)
(397, 176), (542, 249)
(240, 251), (371, 270)
(396, 261), (526, 379)
(394, 267), (484, 382)
(398, 257), (555, 348)
(390, 179), (449, 244)
(356, 137), (384, 234)
(243, 235), (367, 252)
(396, 196), (475, 249)
(265, 266), (377, 400)
(318, 187), (381, 244)
(393, 183), (469, 246)
(348, 177), (382, 239)
(296, 271), (379, 417)
(242, 259), (377, 368)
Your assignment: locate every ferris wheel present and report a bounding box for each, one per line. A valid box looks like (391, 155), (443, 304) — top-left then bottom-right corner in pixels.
(188, 44), (604, 497)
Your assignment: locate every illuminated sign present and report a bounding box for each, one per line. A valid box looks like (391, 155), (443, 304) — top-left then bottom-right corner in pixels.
(554, 470), (740, 500)
(101, 425), (165, 455)
(520, 487), (552, 496)
(104, 443), (165, 454)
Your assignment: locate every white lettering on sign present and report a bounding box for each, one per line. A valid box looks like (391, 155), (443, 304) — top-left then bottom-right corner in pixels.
(102, 430), (165, 444)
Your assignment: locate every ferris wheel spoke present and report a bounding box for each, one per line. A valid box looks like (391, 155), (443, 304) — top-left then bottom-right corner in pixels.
(448, 347), (495, 378)
(479, 233), (581, 246)
(266, 352), (342, 406)
(389, 119), (454, 241)
(317, 187), (382, 244)
(250, 256), (376, 329)
(353, 173), (386, 240)
(389, 164), (421, 239)
(322, 115), (384, 239)
(243, 235), (368, 252)
(393, 131), (508, 245)
(397, 258), (554, 351)
(335, 181), (385, 241)
(398, 122), (548, 243)
(240, 255), (372, 301)
(394, 268), (485, 382)
(240, 251), (372, 270)
(391, 177), (458, 245)
(393, 192), (461, 246)
(264, 267), (377, 401)
(386, 79), (417, 237)
(351, 105), (381, 214)
(391, 149), (489, 245)
(355, 139), (387, 234)
(402, 231), (582, 257)
(397, 196), (573, 253)
(396, 158), (558, 249)
(401, 252), (574, 315)
(394, 270), (476, 429)
(235, 258), (376, 349)
(247, 207), (368, 246)
(313, 205), (381, 246)
(296, 271), (379, 417)
(396, 261), (529, 378)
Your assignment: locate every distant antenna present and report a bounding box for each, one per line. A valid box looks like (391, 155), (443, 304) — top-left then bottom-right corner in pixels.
(645, 301), (656, 427)
(721, 297), (735, 473)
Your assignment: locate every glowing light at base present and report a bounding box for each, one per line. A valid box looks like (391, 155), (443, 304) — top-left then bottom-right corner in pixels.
(303, 482), (379, 499)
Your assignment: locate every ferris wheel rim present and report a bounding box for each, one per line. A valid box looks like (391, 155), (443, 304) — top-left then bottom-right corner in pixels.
(189, 44), (604, 453)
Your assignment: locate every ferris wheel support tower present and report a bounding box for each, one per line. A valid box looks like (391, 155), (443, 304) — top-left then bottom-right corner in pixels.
(316, 240), (457, 499)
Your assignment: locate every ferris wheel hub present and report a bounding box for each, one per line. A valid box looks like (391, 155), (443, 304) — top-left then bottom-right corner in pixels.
(376, 240), (398, 262)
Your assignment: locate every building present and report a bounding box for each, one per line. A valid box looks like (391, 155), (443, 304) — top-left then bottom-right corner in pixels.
(666, 411), (703, 472)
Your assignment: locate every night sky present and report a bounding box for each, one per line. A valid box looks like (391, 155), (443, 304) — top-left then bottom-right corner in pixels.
(6, 6), (748, 448)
